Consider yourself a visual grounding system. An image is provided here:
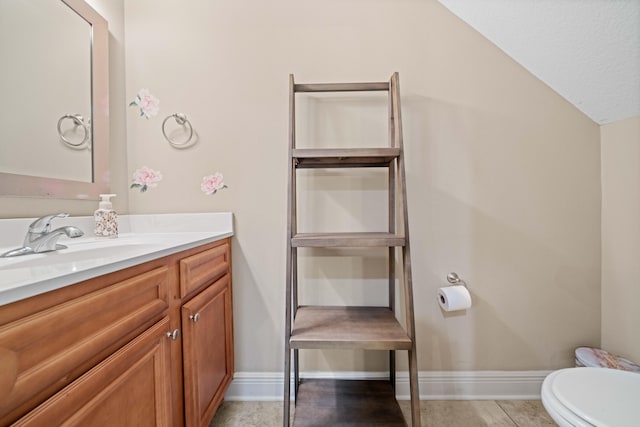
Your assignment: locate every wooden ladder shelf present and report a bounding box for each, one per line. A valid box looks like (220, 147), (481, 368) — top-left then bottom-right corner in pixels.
(283, 72), (420, 426)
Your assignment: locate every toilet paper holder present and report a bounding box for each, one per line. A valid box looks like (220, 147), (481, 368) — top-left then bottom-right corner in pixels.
(446, 272), (468, 288)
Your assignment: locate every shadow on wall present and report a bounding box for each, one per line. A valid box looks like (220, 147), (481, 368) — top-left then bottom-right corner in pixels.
(398, 94), (601, 371)
(230, 234), (286, 372)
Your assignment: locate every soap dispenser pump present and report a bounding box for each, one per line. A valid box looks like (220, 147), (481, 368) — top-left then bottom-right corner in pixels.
(94, 194), (118, 238)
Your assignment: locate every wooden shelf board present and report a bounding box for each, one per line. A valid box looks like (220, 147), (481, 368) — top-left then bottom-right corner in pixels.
(293, 148), (400, 168)
(290, 306), (412, 350)
(292, 232), (405, 248)
(294, 82), (389, 93)
(293, 379), (407, 426)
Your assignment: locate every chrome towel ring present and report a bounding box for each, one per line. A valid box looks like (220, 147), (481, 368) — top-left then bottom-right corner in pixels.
(162, 113), (194, 147)
(57, 114), (90, 148)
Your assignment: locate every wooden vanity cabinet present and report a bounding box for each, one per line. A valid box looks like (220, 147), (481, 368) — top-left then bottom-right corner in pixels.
(179, 242), (233, 427)
(0, 237), (233, 427)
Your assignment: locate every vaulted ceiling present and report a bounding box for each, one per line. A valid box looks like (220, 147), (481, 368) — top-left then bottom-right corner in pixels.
(437, 0), (640, 125)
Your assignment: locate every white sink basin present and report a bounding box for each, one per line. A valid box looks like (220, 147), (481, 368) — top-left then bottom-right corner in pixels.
(0, 232), (219, 301)
(0, 237), (166, 270)
(1, 246), (161, 270)
(0, 213), (234, 306)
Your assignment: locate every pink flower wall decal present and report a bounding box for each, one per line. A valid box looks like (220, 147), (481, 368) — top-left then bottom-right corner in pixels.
(130, 166), (162, 192)
(201, 172), (227, 195)
(129, 89), (160, 119)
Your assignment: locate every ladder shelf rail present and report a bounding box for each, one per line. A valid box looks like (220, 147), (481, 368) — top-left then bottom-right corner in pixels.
(283, 72), (420, 427)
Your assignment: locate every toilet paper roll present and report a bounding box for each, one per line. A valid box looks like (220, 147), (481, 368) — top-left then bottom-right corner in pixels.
(438, 285), (472, 312)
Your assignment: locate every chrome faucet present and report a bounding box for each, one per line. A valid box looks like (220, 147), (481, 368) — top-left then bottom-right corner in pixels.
(23, 213), (84, 252)
(1, 213), (84, 257)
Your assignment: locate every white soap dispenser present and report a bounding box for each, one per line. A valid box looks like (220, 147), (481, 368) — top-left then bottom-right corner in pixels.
(94, 194), (118, 238)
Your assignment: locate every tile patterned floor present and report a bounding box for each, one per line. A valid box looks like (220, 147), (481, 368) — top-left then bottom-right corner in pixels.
(209, 400), (557, 426)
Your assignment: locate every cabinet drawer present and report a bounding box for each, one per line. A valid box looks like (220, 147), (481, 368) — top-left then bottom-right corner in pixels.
(0, 266), (170, 425)
(179, 243), (230, 298)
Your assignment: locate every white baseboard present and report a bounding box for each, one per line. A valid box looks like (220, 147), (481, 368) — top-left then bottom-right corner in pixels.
(224, 370), (551, 401)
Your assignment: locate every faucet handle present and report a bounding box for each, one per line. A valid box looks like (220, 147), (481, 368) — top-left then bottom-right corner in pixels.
(28, 213), (69, 233)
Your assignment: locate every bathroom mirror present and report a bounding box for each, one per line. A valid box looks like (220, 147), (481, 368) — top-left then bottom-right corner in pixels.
(0, 0), (109, 200)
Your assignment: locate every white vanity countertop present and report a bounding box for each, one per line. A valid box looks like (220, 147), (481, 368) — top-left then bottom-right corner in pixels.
(0, 213), (233, 306)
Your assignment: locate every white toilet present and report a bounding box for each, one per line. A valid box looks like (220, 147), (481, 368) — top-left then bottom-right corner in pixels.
(541, 367), (640, 427)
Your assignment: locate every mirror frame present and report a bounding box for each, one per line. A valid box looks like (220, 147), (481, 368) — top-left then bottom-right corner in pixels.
(0, 0), (109, 200)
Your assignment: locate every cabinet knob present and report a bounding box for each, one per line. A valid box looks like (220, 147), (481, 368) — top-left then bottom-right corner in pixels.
(189, 313), (201, 323)
(166, 329), (181, 340)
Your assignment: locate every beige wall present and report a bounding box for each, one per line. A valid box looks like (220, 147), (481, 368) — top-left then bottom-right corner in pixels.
(601, 115), (640, 363)
(0, 0), (605, 374)
(124, 0), (601, 372)
(7, 0), (638, 377)
(1, 0), (129, 218)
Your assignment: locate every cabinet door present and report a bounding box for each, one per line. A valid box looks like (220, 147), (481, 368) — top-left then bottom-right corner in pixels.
(15, 318), (174, 427)
(181, 274), (233, 427)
